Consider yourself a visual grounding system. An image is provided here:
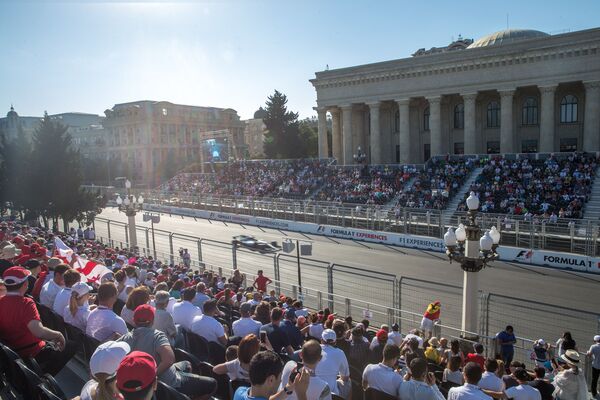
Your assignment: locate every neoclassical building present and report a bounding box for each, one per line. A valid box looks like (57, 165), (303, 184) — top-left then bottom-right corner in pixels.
(311, 28), (600, 164)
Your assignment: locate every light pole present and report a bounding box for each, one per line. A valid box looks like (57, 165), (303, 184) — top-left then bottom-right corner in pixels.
(143, 212), (160, 259)
(282, 238), (313, 297)
(444, 191), (501, 340)
(115, 179), (144, 250)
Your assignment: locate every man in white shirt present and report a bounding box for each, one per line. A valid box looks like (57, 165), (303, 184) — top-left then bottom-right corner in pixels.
(190, 299), (228, 346)
(279, 340), (331, 400)
(504, 368), (541, 400)
(448, 362), (492, 400)
(86, 282), (128, 342)
(232, 302), (262, 338)
(40, 264), (69, 307)
(362, 344), (403, 398)
(399, 358), (445, 400)
(315, 329), (350, 399)
(52, 269), (82, 316)
(478, 358), (504, 392)
(171, 288), (202, 331)
(388, 323), (403, 347)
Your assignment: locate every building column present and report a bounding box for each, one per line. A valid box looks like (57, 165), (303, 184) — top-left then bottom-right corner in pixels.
(428, 96), (442, 157)
(367, 102), (381, 164)
(539, 85), (557, 153)
(396, 99), (411, 164)
(330, 108), (342, 161)
(463, 93), (477, 155)
(316, 107), (329, 158)
(499, 90), (515, 153)
(584, 81), (600, 152)
(341, 104), (353, 164)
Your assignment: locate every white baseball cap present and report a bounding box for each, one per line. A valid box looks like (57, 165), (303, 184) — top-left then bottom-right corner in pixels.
(71, 282), (92, 297)
(90, 341), (131, 378)
(322, 329), (337, 342)
(594, 335), (600, 342)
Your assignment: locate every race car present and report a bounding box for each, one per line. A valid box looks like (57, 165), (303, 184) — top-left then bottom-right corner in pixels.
(232, 235), (280, 253)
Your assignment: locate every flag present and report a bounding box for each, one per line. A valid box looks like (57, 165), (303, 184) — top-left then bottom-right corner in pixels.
(75, 258), (112, 284)
(54, 237), (74, 262)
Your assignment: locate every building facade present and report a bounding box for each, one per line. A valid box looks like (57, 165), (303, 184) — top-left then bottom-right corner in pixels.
(311, 28), (600, 164)
(102, 101), (246, 185)
(243, 107), (267, 158)
(0, 106), (43, 142)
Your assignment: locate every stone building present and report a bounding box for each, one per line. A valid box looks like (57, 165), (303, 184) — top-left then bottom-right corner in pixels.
(311, 28), (600, 164)
(0, 106), (43, 142)
(244, 107), (267, 158)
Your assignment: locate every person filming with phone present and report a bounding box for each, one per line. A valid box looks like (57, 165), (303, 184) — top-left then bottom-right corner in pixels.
(399, 357), (445, 400)
(279, 339), (331, 399)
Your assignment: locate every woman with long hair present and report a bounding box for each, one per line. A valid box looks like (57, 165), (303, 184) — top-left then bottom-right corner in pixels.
(169, 279), (184, 300)
(212, 334), (261, 382)
(442, 339), (465, 366)
(63, 282), (94, 331)
(120, 286), (150, 326)
(114, 270), (131, 303)
(79, 341), (129, 400)
(556, 331), (578, 356)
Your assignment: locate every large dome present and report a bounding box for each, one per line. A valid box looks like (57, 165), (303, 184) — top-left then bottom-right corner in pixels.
(468, 29), (549, 49)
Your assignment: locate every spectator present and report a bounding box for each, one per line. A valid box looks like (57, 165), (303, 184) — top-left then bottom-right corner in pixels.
(23, 259), (41, 296)
(213, 333), (260, 381)
(308, 312), (325, 340)
(191, 299), (228, 346)
(528, 366), (554, 400)
(39, 263), (69, 307)
(588, 335), (600, 398)
(280, 339), (332, 399)
(553, 350), (588, 400)
(443, 355), (464, 386)
(389, 323), (403, 347)
(447, 362), (491, 400)
(362, 344), (403, 398)
(254, 301), (271, 325)
(0, 243), (20, 276)
(368, 329), (389, 364)
(465, 343), (485, 370)
(171, 287), (202, 331)
(86, 282), (128, 342)
(233, 350), (309, 400)
(80, 340), (130, 400)
(399, 357), (445, 400)
(0, 266), (76, 375)
(346, 326), (370, 375)
(169, 279), (184, 300)
(152, 290), (177, 344)
(403, 337), (426, 366)
(261, 307), (294, 357)
(532, 339), (550, 367)
(233, 302), (262, 338)
(504, 368), (541, 400)
(64, 282), (94, 331)
(503, 361), (525, 389)
(556, 331), (578, 356)
(116, 351), (158, 400)
(281, 308), (303, 351)
(253, 270), (272, 293)
(478, 358), (504, 392)
(52, 268), (82, 316)
(496, 325), (516, 367)
(316, 329), (351, 399)
(192, 282), (210, 308)
(118, 304), (217, 399)
(421, 301), (441, 339)
(121, 286), (151, 327)
(425, 337), (442, 365)
(230, 269), (245, 289)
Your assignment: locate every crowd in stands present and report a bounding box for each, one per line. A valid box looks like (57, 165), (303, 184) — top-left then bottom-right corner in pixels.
(396, 157), (477, 210)
(460, 153), (598, 219)
(1, 220), (599, 400)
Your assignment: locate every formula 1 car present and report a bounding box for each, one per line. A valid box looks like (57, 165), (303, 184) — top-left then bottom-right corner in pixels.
(232, 235), (280, 254)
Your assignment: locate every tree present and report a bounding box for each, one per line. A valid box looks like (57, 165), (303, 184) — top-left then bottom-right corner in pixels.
(298, 119), (318, 158)
(0, 126), (32, 219)
(263, 90), (305, 159)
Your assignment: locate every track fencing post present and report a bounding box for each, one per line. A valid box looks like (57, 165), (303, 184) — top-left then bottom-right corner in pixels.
(274, 254), (281, 296)
(124, 224), (129, 248)
(197, 240), (203, 262)
(107, 220), (112, 247)
(145, 228), (150, 251)
(397, 277), (403, 334)
(232, 245), (238, 270)
(168, 233), (175, 265)
(327, 264), (334, 311)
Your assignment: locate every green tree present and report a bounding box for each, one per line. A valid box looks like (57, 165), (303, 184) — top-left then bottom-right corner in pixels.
(0, 127), (32, 219)
(263, 90), (304, 158)
(298, 119), (318, 157)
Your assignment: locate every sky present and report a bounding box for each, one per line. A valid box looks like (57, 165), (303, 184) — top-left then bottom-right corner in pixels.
(0, 0), (599, 120)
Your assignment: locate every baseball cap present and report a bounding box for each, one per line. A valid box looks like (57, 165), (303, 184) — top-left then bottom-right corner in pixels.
(376, 329), (388, 341)
(116, 351), (157, 393)
(90, 341), (131, 378)
(594, 335), (600, 342)
(2, 266), (31, 286)
(72, 282), (92, 297)
(322, 329), (336, 342)
(133, 305), (155, 326)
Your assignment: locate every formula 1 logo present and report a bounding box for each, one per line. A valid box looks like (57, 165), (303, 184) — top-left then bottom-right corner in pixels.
(514, 249), (533, 261)
(316, 225), (326, 233)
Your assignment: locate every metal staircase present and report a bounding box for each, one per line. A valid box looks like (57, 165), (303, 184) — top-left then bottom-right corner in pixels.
(441, 167), (483, 227)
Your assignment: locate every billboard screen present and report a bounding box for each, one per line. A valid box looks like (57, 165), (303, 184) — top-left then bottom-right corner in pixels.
(202, 137), (229, 162)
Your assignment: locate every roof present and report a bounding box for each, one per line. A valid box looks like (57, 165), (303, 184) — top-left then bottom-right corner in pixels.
(468, 29), (550, 49)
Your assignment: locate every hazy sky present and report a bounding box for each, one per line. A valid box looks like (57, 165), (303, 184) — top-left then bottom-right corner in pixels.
(0, 0), (598, 120)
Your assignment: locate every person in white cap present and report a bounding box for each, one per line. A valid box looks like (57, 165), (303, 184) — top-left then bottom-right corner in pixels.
(315, 328), (350, 399)
(532, 339), (549, 367)
(587, 335), (600, 398)
(553, 349), (588, 400)
(63, 282), (95, 332)
(80, 340), (130, 400)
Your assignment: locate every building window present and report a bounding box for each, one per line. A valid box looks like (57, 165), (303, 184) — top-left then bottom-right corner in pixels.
(522, 97), (538, 126)
(423, 144), (431, 161)
(423, 107), (430, 131)
(454, 142), (464, 155)
(521, 140), (538, 153)
(487, 101), (500, 128)
(487, 141), (500, 154)
(560, 95), (578, 123)
(560, 138), (578, 152)
(395, 145), (400, 162)
(454, 104), (464, 129)
(394, 110), (400, 133)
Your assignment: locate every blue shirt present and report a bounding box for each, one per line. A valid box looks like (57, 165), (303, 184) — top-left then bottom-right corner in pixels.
(280, 320), (303, 350)
(497, 331), (516, 352)
(233, 387), (267, 400)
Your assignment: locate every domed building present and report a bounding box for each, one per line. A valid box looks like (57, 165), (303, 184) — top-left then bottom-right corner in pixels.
(311, 27), (600, 163)
(0, 106), (43, 142)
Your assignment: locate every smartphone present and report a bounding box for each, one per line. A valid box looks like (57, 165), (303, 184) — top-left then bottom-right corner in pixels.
(289, 363), (304, 383)
(260, 331), (267, 343)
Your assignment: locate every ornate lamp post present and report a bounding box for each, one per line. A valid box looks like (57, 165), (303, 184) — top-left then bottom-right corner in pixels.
(444, 191), (501, 340)
(115, 179), (144, 250)
(353, 146), (366, 164)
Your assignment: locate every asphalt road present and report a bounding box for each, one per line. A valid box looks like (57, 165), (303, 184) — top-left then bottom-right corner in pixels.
(93, 207), (600, 356)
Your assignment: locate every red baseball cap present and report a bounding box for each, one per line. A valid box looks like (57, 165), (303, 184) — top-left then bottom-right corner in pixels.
(376, 329), (388, 341)
(116, 351), (157, 393)
(2, 266), (31, 286)
(133, 305), (155, 326)
(12, 236), (24, 245)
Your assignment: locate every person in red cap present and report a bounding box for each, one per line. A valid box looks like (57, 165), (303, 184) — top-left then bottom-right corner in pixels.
(0, 266), (76, 376)
(117, 304), (217, 399)
(116, 351), (158, 400)
(421, 300), (441, 339)
(368, 329), (389, 364)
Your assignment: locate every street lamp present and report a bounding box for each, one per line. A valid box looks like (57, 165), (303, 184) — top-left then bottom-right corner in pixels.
(353, 146), (366, 164)
(115, 179), (144, 250)
(444, 191), (500, 340)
